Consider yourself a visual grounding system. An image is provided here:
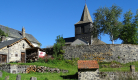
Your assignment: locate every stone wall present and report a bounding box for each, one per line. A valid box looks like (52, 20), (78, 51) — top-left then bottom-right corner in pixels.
(0, 64), (68, 74)
(78, 69), (99, 80)
(0, 64), (29, 74)
(100, 72), (138, 80)
(63, 44), (138, 63)
(0, 39), (31, 63)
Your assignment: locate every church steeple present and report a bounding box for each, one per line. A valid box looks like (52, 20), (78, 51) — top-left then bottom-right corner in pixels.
(75, 4), (92, 25)
(75, 4), (93, 44)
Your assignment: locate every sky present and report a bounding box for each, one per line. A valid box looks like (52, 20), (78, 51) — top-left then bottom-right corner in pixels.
(0, 0), (138, 48)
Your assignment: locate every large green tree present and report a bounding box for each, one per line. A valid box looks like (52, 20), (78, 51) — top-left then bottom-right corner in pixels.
(93, 5), (122, 44)
(119, 10), (138, 44)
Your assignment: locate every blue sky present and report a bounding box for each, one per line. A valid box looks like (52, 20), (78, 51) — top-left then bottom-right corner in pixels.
(0, 0), (138, 48)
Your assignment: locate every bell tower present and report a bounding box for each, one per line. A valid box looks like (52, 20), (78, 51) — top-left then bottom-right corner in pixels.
(75, 4), (94, 44)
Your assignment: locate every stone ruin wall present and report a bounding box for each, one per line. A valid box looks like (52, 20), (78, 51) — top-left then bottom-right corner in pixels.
(63, 44), (138, 63)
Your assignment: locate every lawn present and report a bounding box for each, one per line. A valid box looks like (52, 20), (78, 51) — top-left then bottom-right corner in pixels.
(0, 59), (78, 80)
(0, 59), (138, 80)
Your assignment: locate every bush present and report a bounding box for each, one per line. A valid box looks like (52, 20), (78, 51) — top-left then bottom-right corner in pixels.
(65, 58), (79, 66)
(47, 58), (58, 64)
(45, 78), (48, 80)
(37, 58), (46, 63)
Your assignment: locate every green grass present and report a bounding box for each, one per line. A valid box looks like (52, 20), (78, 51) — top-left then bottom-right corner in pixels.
(1, 59), (138, 80)
(99, 61), (138, 72)
(0, 59), (78, 80)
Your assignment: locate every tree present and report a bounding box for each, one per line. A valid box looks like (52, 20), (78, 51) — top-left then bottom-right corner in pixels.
(53, 35), (65, 60)
(93, 5), (122, 44)
(119, 10), (138, 44)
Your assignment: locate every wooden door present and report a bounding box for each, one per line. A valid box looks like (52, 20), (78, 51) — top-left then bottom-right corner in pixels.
(0, 55), (2, 63)
(21, 52), (25, 63)
(2, 55), (7, 63)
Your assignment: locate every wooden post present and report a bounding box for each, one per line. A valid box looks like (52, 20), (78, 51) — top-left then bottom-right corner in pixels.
(38, 49), (39, 59)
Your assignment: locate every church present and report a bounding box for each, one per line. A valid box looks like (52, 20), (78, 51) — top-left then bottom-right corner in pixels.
(64, 4), (106, 46)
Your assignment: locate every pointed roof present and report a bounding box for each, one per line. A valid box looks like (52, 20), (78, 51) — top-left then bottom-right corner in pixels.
(0, 37), (34, 50)
(75, 4), (93, 25)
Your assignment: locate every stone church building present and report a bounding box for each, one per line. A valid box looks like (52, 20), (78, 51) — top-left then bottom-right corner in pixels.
(64, 4), (105, 46)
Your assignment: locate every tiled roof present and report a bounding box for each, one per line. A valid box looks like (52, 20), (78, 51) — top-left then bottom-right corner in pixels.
(78, 60), (99, 69)
(0, 25), (40, 44)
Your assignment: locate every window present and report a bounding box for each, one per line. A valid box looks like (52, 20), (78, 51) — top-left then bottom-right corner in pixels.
(81, 26), (84, 34)
(23, 43), (25, 49)
(15, 54), (18, 57)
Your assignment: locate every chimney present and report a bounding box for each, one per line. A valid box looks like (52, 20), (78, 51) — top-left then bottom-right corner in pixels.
(22, 26), (25, 38)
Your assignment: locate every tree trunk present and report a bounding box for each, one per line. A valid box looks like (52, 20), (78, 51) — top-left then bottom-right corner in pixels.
(112, 35), (114, 44)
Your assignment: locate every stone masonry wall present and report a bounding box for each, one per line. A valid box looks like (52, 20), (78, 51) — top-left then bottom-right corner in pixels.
(78, 69), (99, 80)
(0, 39), (31, 63)
(100, 72), (138, 80)
(0, 64), (29, 74)
(63, 44), (138, 63)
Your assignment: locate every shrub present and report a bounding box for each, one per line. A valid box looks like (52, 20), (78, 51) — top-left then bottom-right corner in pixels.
(65, 58), (79, 66)
(37, 58), (46, 63)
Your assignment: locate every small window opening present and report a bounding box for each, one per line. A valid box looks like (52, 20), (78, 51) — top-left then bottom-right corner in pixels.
(23, 43), (25, 49)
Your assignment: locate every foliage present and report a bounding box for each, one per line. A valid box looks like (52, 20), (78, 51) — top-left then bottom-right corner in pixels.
(118, 55), (120, 59)
(93, 4), (122, 44)
(0, 28), (8, 37)
(119, 10), (138, 44)
(65, 58), (80, 66)
(37, 43), (42, 47)
(53, 35), (65, 59)
(37, 58), (46, 63)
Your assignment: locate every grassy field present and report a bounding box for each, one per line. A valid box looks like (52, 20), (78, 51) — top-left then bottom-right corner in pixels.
(0, 59), (78, 80)
(0, 59), (138, 80)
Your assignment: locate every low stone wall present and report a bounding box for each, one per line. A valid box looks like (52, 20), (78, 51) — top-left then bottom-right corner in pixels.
(100, 72), (138, 80)
(0, 64), (68, 74)
(63, 44), (138, 63)
(78, 69), (99, 80)
(0, 64), (29, 74)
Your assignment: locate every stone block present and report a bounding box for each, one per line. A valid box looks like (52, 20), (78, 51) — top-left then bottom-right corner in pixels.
(5, 76), (9, 80)
(30, 77), (37, 80)
(130, 65), (135, 72)
(16, 74), (21, 80)
(0, 71), (2, 77)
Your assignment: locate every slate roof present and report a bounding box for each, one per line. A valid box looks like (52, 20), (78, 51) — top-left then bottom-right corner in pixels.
(71, 38), (88, 46)
(78, 60), (99, 69)
(0, 38), (22, 49)
(64, 37), (75, 42)
(75, 4), (93, 25)
(0, 25), (40, 44)
(92, 38), (106, 45)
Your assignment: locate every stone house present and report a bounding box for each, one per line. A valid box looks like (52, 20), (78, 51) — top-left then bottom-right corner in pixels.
(0, 25), (40, 47)
(0, 37), (34, 63)
(64, 4), (106, 46)
(78, 60), (99, 80)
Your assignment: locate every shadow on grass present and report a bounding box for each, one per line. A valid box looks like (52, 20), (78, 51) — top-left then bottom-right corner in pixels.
(60, 72), (78, 80)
